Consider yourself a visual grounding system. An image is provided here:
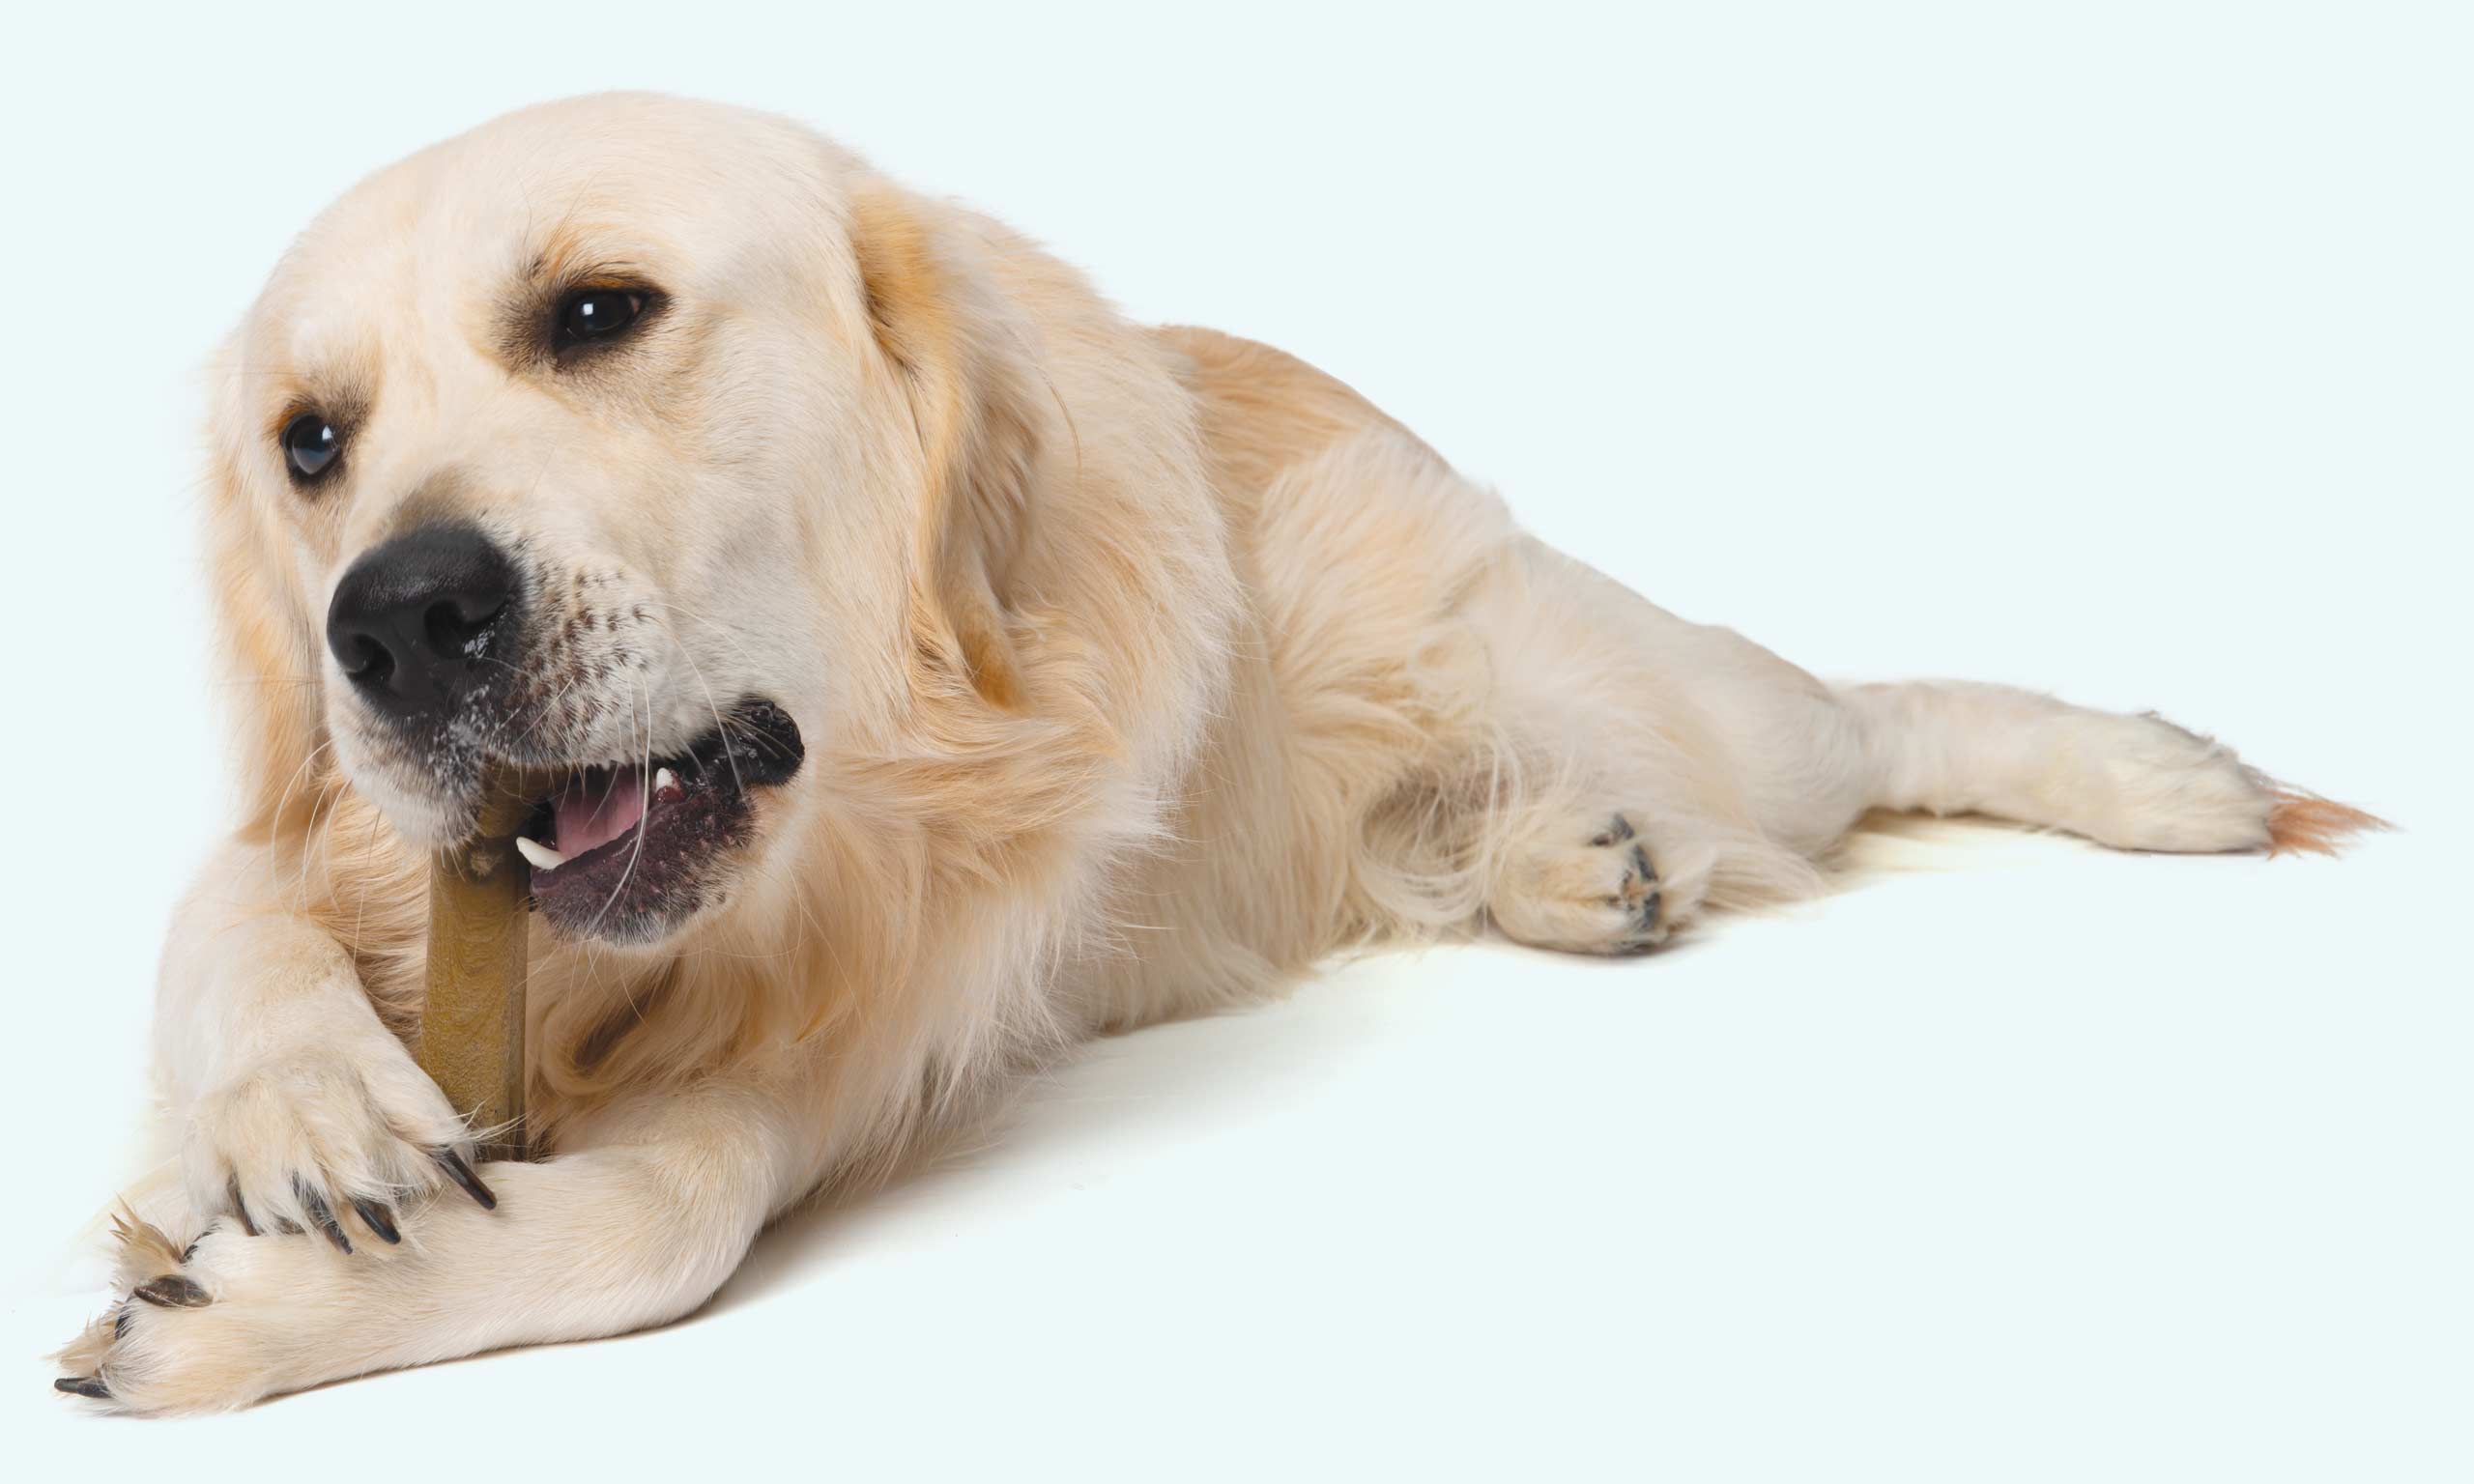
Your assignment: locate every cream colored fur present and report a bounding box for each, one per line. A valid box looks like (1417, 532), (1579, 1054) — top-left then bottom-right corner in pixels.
(53, 94), (2379, 1412)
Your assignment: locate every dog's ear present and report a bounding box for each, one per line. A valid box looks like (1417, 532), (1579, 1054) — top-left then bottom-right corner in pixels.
(849, 185), (1041, 710)
(205, 448), (330, 843)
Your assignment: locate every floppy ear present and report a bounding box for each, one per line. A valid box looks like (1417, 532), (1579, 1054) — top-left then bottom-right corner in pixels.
(849, 185), (1042, 710)
(203, 449), (331, 843)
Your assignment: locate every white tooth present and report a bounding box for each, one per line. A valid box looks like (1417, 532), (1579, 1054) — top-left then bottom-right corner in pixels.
(655, 766), (678, 795)
(515, 837), (567, 872)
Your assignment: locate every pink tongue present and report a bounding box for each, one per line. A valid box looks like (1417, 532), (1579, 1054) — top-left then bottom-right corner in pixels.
(555, 767), (648, 858)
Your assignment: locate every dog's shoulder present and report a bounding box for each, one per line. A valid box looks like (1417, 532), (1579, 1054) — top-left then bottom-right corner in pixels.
(1149, 325), (1407, 496)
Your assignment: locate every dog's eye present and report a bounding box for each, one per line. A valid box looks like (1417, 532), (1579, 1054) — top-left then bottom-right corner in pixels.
(283, 413), (341, 481)
(556, 288), (646, 347)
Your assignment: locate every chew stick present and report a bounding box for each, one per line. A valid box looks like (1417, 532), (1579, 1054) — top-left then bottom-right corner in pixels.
(419, 769), (532, 1163)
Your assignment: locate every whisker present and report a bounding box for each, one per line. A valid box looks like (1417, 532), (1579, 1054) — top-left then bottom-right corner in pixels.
(635, 599), (744, 797)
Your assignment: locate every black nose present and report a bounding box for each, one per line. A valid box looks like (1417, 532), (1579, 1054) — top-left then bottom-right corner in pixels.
(325, 525), (518, 719)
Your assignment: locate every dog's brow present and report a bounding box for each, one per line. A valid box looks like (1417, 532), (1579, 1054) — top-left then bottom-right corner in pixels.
(254, 362), (372, 440)
(522, 211), (642, 290)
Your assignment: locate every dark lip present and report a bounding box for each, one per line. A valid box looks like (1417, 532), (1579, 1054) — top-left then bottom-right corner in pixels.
(523, 699), (803, 943)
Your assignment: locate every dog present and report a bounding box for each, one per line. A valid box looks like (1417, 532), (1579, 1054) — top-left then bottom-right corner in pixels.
(52, 93), (2377, 1412)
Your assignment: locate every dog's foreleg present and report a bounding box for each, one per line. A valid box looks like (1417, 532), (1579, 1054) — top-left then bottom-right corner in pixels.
(153, 841), (475, 1242)
(59, 1073), (813, 1413)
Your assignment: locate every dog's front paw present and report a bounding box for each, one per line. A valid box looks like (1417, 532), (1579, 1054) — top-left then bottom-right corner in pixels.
(54, 1212), (354, 1413)
(179, 1031), (496, 1254)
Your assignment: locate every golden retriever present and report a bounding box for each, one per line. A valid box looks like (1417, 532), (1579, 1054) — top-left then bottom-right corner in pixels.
(52, 93), (2376, 1412)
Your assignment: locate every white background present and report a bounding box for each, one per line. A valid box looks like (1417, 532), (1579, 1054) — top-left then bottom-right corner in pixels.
(2, 2), (2465, 1478)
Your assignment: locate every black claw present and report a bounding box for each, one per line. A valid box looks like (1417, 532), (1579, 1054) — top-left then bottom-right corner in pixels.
(180, 1235), (203, 1264)
(296, 1182), (352, 1254)
(435, 1148), (498, 1211)
(54, 1376), (110, 1400)
(1630, 843), (1656, 883)
(133, 1274), (211, 1309)
(227, 1176), (260, 1237)
(351, 1197), (402, 1244)
(113, 1307), (130, 1339)
(1640, 888), (1663, 933)
(1591, 814), (1637, 847)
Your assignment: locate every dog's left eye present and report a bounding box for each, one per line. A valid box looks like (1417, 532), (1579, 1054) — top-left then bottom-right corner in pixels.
(556, 288), (647, 347)
(283, 413), (341, 482)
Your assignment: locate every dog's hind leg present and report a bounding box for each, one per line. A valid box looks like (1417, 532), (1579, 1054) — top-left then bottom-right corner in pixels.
(1454, 540), (1851, 953)
(1459, 543), (2381, 956)
(1838, 679), (2383, 855)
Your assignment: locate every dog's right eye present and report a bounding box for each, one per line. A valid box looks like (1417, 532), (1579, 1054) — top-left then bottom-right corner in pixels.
(283, 413), (341, 482)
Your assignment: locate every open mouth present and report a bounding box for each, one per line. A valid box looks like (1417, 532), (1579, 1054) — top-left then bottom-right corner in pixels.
(511, 699), (804, 942)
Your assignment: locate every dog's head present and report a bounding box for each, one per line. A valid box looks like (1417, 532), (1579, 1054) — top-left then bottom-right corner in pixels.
(206, 95), (1042, 948)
